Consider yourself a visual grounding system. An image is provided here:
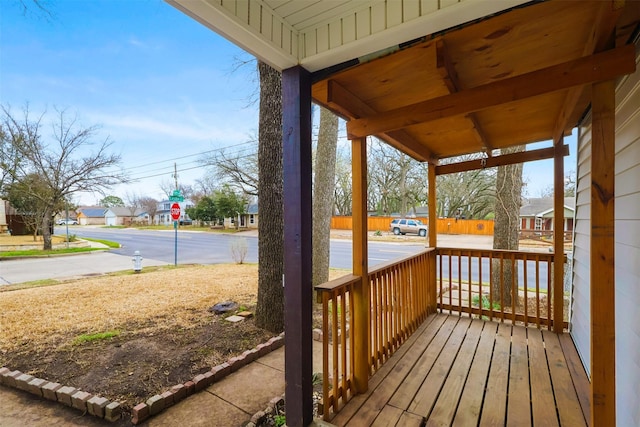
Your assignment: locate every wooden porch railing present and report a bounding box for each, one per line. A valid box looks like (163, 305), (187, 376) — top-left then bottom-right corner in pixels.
(314, 247), (567, 420)
(436, 248), (568, 330)
(315, 249), (435, 419)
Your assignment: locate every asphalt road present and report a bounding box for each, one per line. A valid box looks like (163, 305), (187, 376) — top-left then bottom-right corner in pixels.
(2, 228), (557, 288)
(56, 226), (427, 269)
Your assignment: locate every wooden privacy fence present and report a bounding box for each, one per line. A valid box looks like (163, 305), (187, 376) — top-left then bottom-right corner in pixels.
(315, 249), (435, 420)
(331, 216), (494, 235)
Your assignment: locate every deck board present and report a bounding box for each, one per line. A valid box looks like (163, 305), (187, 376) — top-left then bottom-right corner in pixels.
(452, 321), (498, 426)
(388, 316), (459, 409)
(558, 333), (591, 425)
(331, 314), (445, 426)
(478, 323), (511, 427)
(529, 328), (560, 426)
(507, 326), (531, 426)
(333, 314), (590, 427)
(408, 317), (472, 416)
(543, 330), (588, 427)
(426, 319), (483, 425)
(398, 411), (425, 426)
(371, 405), (403, 426)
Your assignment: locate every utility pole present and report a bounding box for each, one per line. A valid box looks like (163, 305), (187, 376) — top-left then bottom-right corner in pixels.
(173, 162), (178, 190)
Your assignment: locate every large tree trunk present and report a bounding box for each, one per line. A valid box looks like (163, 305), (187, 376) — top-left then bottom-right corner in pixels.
(42, 212), (52, 250)
(312, 107), (338, 289)
(255, 61), (285, 333)
(492, 145), (524, 308)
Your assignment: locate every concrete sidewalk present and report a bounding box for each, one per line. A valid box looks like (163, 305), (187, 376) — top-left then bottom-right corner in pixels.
(0, 341), (325, 427)
(0, 252), (168, 285)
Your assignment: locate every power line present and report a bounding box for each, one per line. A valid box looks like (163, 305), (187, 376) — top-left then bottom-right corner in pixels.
(111, 145), (258, 180)
(122, 140), (256, 172)
(127, 150), (258, 182)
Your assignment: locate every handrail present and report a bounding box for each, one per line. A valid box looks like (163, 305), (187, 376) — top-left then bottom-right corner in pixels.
(435, 247), (568, 329)
(314, 246), (565, 420)
(314, 248), (436, 419)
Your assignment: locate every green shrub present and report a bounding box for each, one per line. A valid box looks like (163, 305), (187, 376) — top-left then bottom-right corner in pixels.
(472, 294), (500, 311)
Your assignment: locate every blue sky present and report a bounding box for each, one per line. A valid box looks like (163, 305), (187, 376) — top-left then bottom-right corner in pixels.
(1, 0), (258, 204)
(1, 0), (575, 205)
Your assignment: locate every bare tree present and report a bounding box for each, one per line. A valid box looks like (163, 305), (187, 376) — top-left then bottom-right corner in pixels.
(5, 172), (57, 240)
(14, 0), (54, 20)
(367, 139), (420, 215)
(537, 170), (576, 198)
(333, 147), (352, 215)
(254, 61), (284, 333)
(0, 126), (22, 194)
(125, 191), (142, 221)
(436, 168), (495, 218)
(158, 179), (193, 200)
(492, 145), (525, 307)
(312, 106), (338, 288)
(139, 196), (158, 225)
(202, 147), (259, 197)
(194, 175), (220, 197)
(2, 105), (128, 249)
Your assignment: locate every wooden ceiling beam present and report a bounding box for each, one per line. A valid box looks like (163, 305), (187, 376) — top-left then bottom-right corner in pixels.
(436, 39), (494, 156)
(435, 144), (569, 175)
(326, 80), (434, 162)
(551, 1), (625, 144)
(347, 44), (636, 139)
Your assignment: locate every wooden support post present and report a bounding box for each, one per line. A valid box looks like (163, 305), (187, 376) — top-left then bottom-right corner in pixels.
(428, 163), (437, 248)
(352, 137), (369, 393)
(590, 79), (616, 427)
(428, 162), (437, 312)
(553, 139), (565, 333)
(282, 66), (313, 427)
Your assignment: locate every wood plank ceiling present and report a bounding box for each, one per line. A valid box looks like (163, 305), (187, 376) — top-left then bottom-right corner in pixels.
(312, 1), (640, 164)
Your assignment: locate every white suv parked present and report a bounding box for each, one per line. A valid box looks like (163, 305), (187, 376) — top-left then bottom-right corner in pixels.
(389, 218), (428, 236)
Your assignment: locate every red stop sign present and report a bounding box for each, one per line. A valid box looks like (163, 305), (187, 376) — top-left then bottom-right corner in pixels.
(170, 203), (181, 220)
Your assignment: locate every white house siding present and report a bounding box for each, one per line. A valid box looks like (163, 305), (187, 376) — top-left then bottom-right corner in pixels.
(571, 41), (640, 426)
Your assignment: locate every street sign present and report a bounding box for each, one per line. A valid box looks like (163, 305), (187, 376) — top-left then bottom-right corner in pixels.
(170, 203), (181, 220)
(169, 189), (184, 202)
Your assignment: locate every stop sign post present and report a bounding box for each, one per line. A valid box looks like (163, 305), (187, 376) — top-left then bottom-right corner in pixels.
(170, 202), (181, 266)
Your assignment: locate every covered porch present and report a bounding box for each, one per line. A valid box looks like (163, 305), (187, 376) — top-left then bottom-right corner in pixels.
(315, 246), (577, 424)
(167, 0), (640, 425)
(329, 312), (588, 427)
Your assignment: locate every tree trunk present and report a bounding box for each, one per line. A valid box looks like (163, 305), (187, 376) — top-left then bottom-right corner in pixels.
(312, 107), (338, 289)
(492, 145), (524, 308)
(42, 209), (52, 250)
(255, 61), (285, 333)
(399, 154), (408, 216)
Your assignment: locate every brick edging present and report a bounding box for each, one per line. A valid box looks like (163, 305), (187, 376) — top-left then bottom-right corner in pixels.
(0, 332), (285, 424)
(0, 367), (122, 421)
(245, 394), (285, 426)
(130, 332), (285, 425)
(243, 330), (325, 426)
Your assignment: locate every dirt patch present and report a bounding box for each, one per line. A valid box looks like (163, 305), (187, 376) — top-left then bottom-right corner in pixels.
(0, 263), (342, 419)
(0, 264), (273, 417)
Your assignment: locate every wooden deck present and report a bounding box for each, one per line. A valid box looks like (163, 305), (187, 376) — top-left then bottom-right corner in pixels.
(329, 313), (590, 427)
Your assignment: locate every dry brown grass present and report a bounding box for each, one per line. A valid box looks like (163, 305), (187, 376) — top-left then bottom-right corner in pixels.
(0, 264), (260, 352)
(0, 234), (66, 245)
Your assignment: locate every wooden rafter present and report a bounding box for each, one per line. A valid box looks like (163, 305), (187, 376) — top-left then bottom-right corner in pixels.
(347, 45), (636, 139)
(436, 39), (494, 156)
(326, 80), (433, 161)
(552, 1), (625, 144)
(435, 145), (569, 176)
